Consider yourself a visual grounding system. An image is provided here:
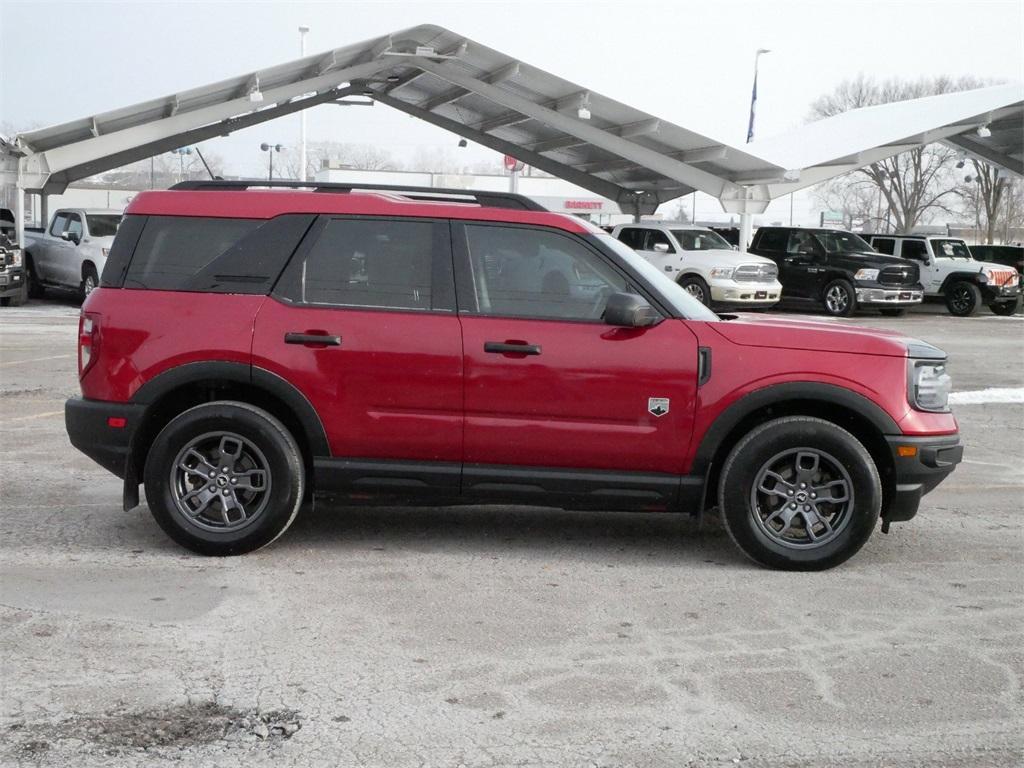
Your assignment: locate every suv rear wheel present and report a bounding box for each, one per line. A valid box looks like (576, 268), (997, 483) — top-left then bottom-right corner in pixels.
(822, 279), (856, 317)
(144, 401), (304, 556)
(718, 416), (881, 570)
(945, 280), (981, 316)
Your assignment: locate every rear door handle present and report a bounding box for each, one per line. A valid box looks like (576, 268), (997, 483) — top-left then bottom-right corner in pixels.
(484, 341), (541, 356)
(284, 332), (342, 347)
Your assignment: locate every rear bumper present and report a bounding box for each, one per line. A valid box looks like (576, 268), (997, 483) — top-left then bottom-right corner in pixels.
(883, 433), (963, 524)
(65, 397), (146, 479)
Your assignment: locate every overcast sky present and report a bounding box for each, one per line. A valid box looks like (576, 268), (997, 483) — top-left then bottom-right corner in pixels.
(1, 0), (1022, 220)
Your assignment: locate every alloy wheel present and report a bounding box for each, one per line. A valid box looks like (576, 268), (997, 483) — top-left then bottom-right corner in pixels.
(685, 283), (706, 303)
(749, 447), (854, 549)
(825, 285), (849, 314)
(950, 284), (973, 314)
(169, 431), (272, 532)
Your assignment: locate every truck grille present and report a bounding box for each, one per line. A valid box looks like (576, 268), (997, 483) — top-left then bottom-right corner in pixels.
(879, 264), (919, 286)
(734, 263), (778, 282)
(989, 268), (1019, 287)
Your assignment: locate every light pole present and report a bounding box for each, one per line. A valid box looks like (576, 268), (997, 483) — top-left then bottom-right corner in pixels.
(171, 147), (193, 183)
(746, 48), (771, 144)
(298, 25), (310, 181)
(261, 143), (284, 180)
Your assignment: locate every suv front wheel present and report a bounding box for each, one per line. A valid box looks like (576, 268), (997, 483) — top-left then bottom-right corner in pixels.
(144, 401), (305, 556)
(945, 280), (981, 316)
(718, 416), (881, 570)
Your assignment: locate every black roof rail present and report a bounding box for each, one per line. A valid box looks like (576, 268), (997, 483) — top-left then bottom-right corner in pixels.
(168, 179), (548, 212)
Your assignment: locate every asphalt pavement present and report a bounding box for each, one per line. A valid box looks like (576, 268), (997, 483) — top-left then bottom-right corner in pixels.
(1, 297), (1021, 767)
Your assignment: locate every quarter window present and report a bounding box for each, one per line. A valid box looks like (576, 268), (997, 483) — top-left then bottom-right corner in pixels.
(298, 218), (434, 310)
(463, 224), (627, 321)
(755, 229), (788, 252)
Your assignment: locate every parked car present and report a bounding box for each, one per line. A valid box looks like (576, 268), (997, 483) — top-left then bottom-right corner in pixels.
(0, 208), (27, 306)
(865, 235), (1021, 316)
(24, 208), (122, 299)
(66, 180), (962, 570)
(968, 243), (1023, 280)
(749, 227), (924, 317)
(611, 222), (782, 310)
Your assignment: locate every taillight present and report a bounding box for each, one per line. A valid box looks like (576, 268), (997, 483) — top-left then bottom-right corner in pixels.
(79, 312), (100, 378)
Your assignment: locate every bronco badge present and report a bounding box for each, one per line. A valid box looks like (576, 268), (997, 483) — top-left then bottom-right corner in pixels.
(648, 397), (670, 417)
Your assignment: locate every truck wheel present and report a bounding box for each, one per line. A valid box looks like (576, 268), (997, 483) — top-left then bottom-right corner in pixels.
(879, 308), (906, 317)
(678, 275), (711, 306)
(717, 416), (881, 571)
(945, 280), (981, 316)
(81, 264), (99, 300)
(144, 401), (305, 556)
(822, 279), (856, 317)
(989, 297), (1020, 316)
(25, 255), (44, 299)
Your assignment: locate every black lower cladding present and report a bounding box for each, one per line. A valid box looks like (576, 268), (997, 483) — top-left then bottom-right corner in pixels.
(314, 457), (702, 511)
(65, 397), (146, 478)
(883, 433), (963, 523)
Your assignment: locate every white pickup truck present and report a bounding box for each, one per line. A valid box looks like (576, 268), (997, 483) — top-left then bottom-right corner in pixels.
(24, 208), (122, 299)
(611, 222), (782, 310)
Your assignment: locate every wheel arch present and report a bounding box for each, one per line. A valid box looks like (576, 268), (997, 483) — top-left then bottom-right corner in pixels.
(127, 362), (329, 501)
(691, 383), (898, 515)
(938, 272), (983, 294)
(81, 259), (98, 279)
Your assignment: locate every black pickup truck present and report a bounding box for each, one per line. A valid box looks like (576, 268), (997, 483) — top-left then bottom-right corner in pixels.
(0, 208), (26, 306)
(748, 226), (924, 317)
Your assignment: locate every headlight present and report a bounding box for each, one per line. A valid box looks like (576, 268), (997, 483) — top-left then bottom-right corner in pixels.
(854, 268), (880, 282)
(709, 267), (735, 279)
(10, 249), (22, 267)
(908, 360), (952, 412)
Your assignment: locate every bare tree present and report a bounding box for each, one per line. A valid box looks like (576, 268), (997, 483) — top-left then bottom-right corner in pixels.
(809, 75), (987, 233)
(283, 140), (400, 179)
(956, 159), (1011, 244)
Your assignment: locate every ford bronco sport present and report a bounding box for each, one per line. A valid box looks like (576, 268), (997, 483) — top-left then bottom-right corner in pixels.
(65, 181), (963, 570)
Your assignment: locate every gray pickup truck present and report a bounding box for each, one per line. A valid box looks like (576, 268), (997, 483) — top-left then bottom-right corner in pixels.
(24, 208), (122, 299)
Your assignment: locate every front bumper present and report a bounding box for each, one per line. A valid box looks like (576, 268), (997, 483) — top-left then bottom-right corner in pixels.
(65, 397), (146, 479)
(982, 282), (1021, 303)
(882, 433), (963, 526)
(0, 266), (25, 298)
(855, 284), (923, 306)
(710, 278), (782, 305)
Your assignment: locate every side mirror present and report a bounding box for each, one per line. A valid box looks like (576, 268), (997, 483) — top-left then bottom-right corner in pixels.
(604, 292), (660, 328)
(60, 230), (71, 241)
(652, 242), (671, 254)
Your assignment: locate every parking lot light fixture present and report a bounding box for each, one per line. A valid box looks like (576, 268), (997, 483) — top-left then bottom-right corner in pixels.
(260, 143), (284, 180)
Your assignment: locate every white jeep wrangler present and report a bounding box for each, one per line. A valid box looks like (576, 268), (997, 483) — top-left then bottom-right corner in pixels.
(866, 234), (1021, 316)
(611, 222), (782, 310)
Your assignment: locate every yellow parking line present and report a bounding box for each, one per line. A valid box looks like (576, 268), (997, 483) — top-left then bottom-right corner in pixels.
(7, 410), (63, 422)
(0, 354), (75, 368)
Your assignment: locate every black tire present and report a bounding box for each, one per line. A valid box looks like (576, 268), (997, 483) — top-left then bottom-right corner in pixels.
(717, 416), (881, 571)
(989, 297), (1020, 316)
(822, 279), (856, 317)
(25, 254), (44, 298)
(81, 263), (99, 301)
(945, 280), (981, 317)
(1, 282), (27, 307)
(144, 401), (304, 556)
(879, 307), (906, 317)
(678, 275), (712, 307)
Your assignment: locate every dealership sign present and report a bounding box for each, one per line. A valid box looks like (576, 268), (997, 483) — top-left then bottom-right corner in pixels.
(564, 200), (604, 210)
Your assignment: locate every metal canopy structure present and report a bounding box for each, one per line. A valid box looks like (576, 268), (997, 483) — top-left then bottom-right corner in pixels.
(3, 24), (1023, 251)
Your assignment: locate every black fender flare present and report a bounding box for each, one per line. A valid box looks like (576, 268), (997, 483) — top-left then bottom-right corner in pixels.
(131, 361), (330, 457)
(690, 381), (901, 496)
(938, 271), (984, 294)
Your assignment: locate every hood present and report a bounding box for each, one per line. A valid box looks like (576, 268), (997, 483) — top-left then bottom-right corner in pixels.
(684, 248), (775, 266)
(708, 313), (941, 358)
(839, 251), (918, 268)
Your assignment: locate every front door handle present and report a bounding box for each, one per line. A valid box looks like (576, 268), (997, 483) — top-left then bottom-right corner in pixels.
(484, 341), (541, 356)
(284, 332), (342, 347)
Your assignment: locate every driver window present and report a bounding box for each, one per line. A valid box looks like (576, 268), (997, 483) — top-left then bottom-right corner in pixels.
(900, 240), (928, 261)
(787, 231), (817, 255)
(50, 213), (69, 237)
(463, 224), (627, 321)
(642, 229), (675, 253)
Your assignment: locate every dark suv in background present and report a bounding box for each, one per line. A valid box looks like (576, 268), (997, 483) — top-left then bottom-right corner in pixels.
(748, 227), (924, 317)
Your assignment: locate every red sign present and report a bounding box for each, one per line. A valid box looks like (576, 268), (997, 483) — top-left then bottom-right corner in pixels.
(564, 200), (603, 210)
(503, 154), (524, 172)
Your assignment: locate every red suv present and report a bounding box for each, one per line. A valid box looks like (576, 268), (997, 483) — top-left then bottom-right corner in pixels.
(65, 181), (963, 570)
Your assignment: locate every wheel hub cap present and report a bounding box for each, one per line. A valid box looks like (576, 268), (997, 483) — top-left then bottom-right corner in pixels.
(750, 447), (854, 549)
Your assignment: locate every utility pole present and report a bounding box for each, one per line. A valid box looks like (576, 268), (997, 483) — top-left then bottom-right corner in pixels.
(299, 25), (310, 181)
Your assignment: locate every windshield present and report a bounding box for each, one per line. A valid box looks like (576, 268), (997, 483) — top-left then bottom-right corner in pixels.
(86, 214), (122, 237)
(671, 229), (732, 251)
(597, 234), (719, 321)
(931, 239), (973, 259)
(814, 230), (875, 254)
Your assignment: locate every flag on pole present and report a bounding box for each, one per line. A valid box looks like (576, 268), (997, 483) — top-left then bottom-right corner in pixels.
(746, 70), (758, 144)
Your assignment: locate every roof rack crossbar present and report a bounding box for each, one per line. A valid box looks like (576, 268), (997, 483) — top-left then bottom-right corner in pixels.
(168, 179), (547, 211)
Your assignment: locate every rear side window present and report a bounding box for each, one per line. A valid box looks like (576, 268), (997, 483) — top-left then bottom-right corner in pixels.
(755, 229), (787, 252)
(872, 237), (895, 255)
(124, 216), (259, 290)
(86, 214), (121, 237)
(617, 228), (642, 249)
(294, 218), (436, 310)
